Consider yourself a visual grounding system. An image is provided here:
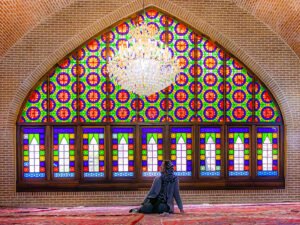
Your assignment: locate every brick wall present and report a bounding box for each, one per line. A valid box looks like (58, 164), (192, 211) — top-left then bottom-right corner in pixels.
(0, 0), (299, 207)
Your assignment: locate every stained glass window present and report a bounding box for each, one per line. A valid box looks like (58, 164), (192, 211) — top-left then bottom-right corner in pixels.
(110, 20), (137, 122)
(141, 127), (164, 176)
(254, 81), (281, 122)
(228, 127), (250, 176)
(82, 128), (105, 178)
(199, 127), (221, 176)
(79, 36), (107, 122)
(20, 81), (48, 123)
(168, 18), (195, 122)
(257, 127), (279, 176)
(53, 127), (75, 178)
(226, 58), (253, 122)
(138, 11), (167, 122)
(17, 8), (284, 189)
(112, 127), (135, 177)
(197, 37), (224, 122)
(170, 127), (192, 176)
(22, 127), (46, 178)
(49, 56), (77, 122)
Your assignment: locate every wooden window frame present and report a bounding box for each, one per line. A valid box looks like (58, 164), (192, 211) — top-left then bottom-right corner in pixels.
(17, 122), (284, 192)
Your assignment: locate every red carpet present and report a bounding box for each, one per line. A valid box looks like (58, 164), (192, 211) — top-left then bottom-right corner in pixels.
(0, 203), (299, 225)
(0, 207), (144, 225)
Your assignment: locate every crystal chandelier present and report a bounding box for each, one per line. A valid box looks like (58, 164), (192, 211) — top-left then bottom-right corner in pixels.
(107, 17), (181, 96)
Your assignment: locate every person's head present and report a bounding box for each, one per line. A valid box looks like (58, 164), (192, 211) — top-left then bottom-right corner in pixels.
(160, 160), (174, 174)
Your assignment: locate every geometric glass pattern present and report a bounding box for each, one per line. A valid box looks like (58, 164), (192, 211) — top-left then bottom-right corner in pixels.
(255, 81), (281, 122)
(19, 8), (282, 126)
(22, 127), (46, 178)
(168, 18), (195, 122)
(197, 37), (224, 122)
(257, 127), (279, 176)
(141, 127), (164, 176)
(112, 127), (134, 177)
(199, 127), (221, 176)
(79, 36), (107, 122)
(82, 128), (105, 178)
(109, 20), (137, 123)
(170, 127), (192, 176)
(228, 127), (250, 176)
(226, 58), (253, 122)
(53, 127), (75, 178)
(138, 11), (167, 122)
(49, 56), (78, 122)
(20, 81), (48, 123)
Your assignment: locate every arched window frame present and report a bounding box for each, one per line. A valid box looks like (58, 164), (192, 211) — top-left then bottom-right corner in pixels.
(16, 7), (284, 191)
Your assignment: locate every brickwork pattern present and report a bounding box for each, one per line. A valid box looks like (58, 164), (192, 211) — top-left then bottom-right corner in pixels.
(0, 0), (299, 207)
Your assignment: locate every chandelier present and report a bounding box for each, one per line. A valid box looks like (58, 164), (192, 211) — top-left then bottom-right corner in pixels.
(107, 19), (181, 96)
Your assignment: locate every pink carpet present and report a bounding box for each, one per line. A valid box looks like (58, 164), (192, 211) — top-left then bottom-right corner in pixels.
(0, 203), (299, 225)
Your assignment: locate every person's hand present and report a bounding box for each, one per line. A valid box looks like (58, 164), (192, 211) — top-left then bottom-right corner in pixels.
(180, 209), (184, 214)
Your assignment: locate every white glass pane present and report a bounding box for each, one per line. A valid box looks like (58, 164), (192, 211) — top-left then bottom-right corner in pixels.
(177, 151), (182, 157)
(205, 144), (211, 150)
(29, 152), (34, 158)
(29, 166), (34, 172)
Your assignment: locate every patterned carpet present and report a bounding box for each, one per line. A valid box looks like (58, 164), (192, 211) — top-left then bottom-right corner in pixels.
(0, 203), (299, 225)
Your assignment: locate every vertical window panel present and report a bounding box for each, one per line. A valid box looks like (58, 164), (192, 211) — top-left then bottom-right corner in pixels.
(197, 37), (224, 122)
(82, 128), (105, 178)
(170, 127), (192, 176)
(228, 127), (250, 176)
(141, 127), (164, 176)
(49, 56), (77, 122)
(199, 127), (221, 176)
(254, 81), (281, 122)
(257, 127), (279, 176)
(79, 36), (107, 122)
(109, 20), (137, 122)
(226, 58), (253, 122)
(168, 19), (195, 122)
(22, 127), (46, 178)
(53, 127), (75, 178)
(138, 10), (167, 122)
(112, 127), (135, 177)
(20, 81), (48, 123)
